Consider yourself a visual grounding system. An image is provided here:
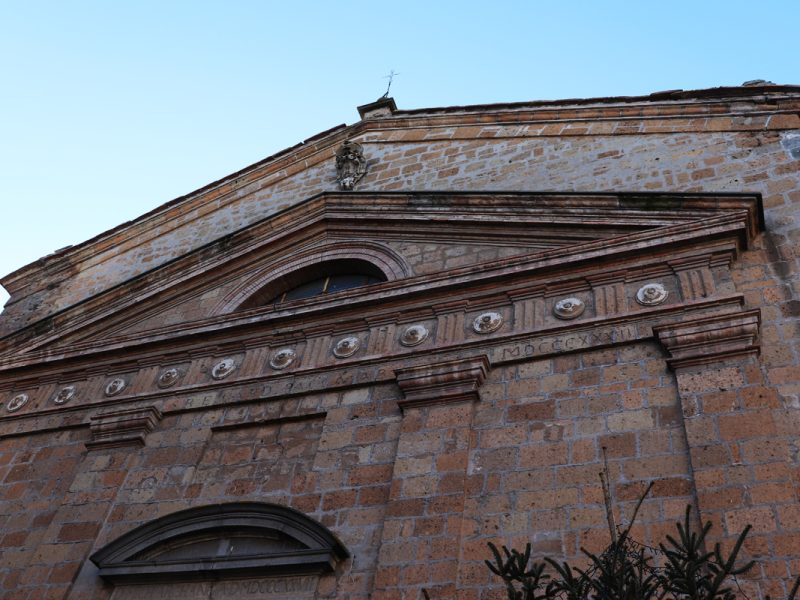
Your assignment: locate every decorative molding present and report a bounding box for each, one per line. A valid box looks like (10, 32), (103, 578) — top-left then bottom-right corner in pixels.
(0, 191), (760, 364)
(395, 355), (489, 410)
(0, 296), (753, 439)
(653, 310), (760, 369)
(86, 405), (162, 450)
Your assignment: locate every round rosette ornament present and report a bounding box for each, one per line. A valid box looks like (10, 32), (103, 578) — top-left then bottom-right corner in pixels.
(333, 337), (360, 358)
(104, 378), (127, 397)
(7, 393), (29, 412)
(473, 312), (503, 334)
(269, 348), (297, 370)
(52, 385), (76, 405)
(636, 282), (668, 306)
(211, 358), (236, 380)
(158, 368), (181, 389)
(553, 297), (585, 320)
(400, 324), (429, 347)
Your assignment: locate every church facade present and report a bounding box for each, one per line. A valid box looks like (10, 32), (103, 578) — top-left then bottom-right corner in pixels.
(1, 85), (799, 599)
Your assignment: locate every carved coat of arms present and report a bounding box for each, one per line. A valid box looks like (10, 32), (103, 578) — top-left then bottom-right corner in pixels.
(335, 141), (367, 190)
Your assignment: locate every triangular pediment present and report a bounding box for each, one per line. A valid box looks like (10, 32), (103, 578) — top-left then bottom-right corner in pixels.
(0, 190), (762, 365)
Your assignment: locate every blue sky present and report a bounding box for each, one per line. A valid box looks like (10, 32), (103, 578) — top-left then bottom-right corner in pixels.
(0, 0), (797, 308)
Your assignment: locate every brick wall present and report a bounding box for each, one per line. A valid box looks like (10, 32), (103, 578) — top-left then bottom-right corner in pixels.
(0, 88), (799, 599)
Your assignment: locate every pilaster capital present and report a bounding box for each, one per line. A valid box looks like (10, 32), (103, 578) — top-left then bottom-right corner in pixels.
(395, 355), (490, 410)
(86, 405), (163, 450)
(653, 310), (760, 370)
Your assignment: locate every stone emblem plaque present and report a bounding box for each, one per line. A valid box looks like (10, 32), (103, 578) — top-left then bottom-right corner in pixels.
(553, 297), (585, 320)
(105, 378), (127, 397)
(6, 393), (28, 412)
(636, 282), (669, 306)
(400, 324), (429, 347)
(269, 348), (297, 370)
(335, 140), (367, 190)
(211, 358), (236, 380)
(333, 336), (360, 358)
(473, 312), (503, 334)
(52, 385), (76, 405)
(157, 368), (181, 389)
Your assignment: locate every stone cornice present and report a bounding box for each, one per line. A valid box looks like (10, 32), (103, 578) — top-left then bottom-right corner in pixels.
(0, 191), (760, 359)
(653, 310), (761, 369)
(0, 238), (740, 371)
(0, 295), (749, 438)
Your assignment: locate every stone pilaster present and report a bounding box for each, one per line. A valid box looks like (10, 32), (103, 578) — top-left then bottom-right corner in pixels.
(655, 310), (799, 598)
(373, 356), (489, 600)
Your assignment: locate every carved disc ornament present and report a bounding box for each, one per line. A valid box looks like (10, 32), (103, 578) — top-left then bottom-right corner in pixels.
(269, 348), (297, 370)
(105, 378), (127, 397)
(553, 297), (586, 320)
(7, 393), (28, 412)
(636, 282), (669, 306)
(158, 368), (181, 389)
(53, 385), (76, 405)
(335, 140), (367, 190)
(473, 312), (503, 334)
(400, 324), (429, 347)
(211, 359), (236, 380)
(333, 337), (360, 358)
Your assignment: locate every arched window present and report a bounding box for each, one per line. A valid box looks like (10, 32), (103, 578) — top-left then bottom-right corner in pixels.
(238, 258), (387, 309)
(90, 502), (348, 583)
(213, 243), (410, 314)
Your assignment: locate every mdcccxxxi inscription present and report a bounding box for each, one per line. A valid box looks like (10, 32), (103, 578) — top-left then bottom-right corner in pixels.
(493, 324), (638, 363)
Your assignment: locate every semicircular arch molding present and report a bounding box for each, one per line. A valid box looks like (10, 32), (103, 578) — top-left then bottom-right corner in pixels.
(214, 241), (411, 314)
(89, 502), (349, 584)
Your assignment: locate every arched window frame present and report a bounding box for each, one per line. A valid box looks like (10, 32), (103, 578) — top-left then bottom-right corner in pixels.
(214, 242), (410, 314)
(90, 502), (349, 583)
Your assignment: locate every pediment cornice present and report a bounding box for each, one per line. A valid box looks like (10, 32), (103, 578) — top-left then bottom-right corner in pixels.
(0, 191), (761, 367)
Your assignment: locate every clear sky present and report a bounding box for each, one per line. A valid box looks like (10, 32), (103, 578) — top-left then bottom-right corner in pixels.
(0, 0), (797, 308)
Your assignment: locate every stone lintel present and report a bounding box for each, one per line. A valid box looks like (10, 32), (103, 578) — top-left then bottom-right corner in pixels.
(653, 309), (760, 370)
(395, 355), (489, 410)
(86, 405), (162, 450)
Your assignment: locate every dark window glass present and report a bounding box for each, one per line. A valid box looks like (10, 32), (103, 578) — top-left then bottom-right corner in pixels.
(271, 273), (383, 304)
(327, 274), (381, 293)
(282, 278), (326, 301)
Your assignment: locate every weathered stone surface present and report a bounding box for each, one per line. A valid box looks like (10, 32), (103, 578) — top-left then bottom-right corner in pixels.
(1, 86), (799, 599)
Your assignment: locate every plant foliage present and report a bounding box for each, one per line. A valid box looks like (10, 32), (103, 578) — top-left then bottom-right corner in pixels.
(481, 503), (798, 600)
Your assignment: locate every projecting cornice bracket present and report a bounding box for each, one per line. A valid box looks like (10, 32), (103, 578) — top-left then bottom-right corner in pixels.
(653, 309), (761, 370)
(395, 355), (489, 410)
(85, 405), (162, 450)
